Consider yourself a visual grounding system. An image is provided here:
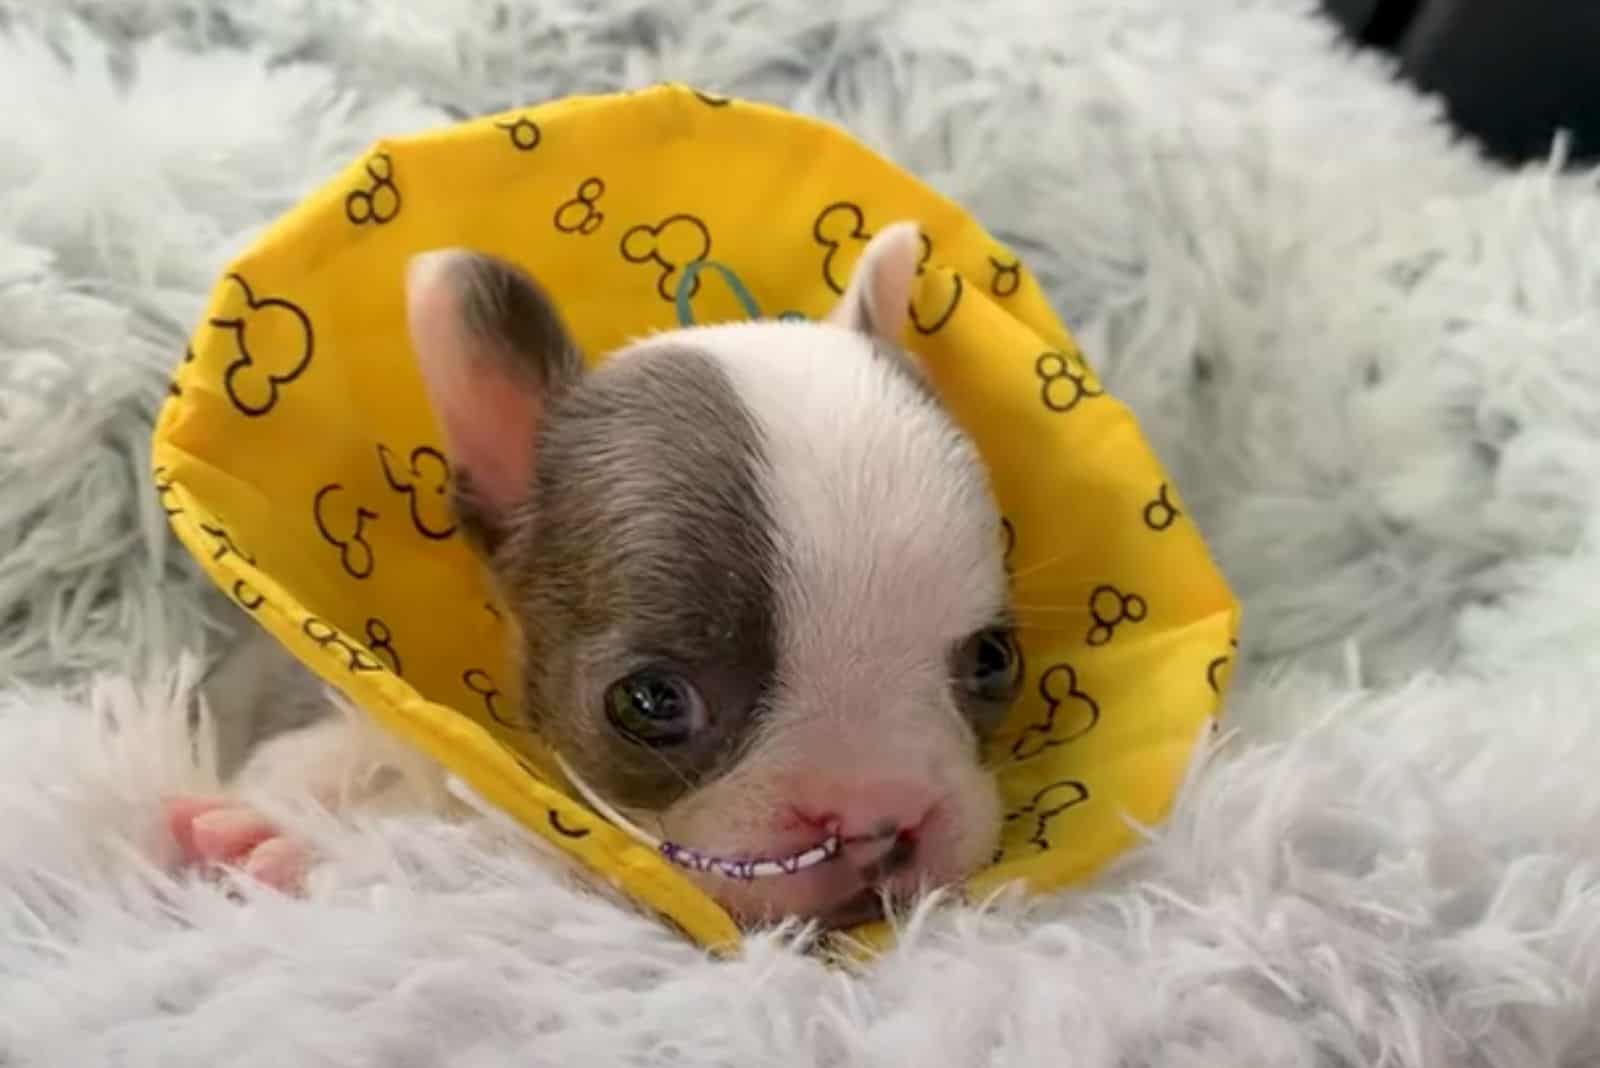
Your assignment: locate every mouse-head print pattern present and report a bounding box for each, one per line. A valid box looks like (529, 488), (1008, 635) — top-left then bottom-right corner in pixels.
(1010, 663), (1100, 762)
(1086, 584), (1148, 646)
(1143, 482), (1182, 531)
(345, 153), (401, 226)
(495, 116), (542, 152)
(311, 483), (380, 581)
(1001, 779), (1089, 857)
(988, 254), (1022, 298)
(812, 202), (962, 336)
(621, 213), (712, 301)
(377, 443), (457, 541)
(554, 177), (605, 236)
(208, 274), (315, 418)
(1036, 348), (1103, 414)
(151, 82), (1239, 955)
(363, 617), (402, 676)
(814, 201), (872, 294)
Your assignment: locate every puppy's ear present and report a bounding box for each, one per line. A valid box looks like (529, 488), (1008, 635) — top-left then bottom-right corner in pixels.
(405, 249), (583, 553)
(825, 221), (921, 342)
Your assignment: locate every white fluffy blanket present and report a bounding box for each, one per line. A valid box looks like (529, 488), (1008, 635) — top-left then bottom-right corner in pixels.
(3, 1), (1600, 1064)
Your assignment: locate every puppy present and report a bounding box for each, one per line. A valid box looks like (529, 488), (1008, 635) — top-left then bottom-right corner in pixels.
(168, 222), (1023, 929)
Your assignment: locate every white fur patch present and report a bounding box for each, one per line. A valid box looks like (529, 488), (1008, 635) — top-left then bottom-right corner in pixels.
(668, 321), (1007, 739)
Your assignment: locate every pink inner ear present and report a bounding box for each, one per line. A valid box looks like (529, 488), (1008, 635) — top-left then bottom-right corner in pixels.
(436, 365), (541, 516)
(865, 222), (920, 338)
(407, 253), (541, 518)
(826, 221), (921, 341)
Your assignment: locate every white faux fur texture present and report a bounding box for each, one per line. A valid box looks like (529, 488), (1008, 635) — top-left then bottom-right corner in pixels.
(4, 654), (1599, 1065)
(3, 0), (1600, 1065)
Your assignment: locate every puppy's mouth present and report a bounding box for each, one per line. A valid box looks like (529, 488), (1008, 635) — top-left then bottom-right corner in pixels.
(660, 827), (912, 928)
(658, 831), (842, 880)
(815, 830), (919, 929)
(852, 828), (917, 884)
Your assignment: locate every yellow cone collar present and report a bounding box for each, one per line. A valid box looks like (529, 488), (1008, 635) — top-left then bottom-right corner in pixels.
(152, 83), (1240, 953)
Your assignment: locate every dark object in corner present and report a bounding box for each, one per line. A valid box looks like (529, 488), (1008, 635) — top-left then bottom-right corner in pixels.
(1322, 0), (1600, 165)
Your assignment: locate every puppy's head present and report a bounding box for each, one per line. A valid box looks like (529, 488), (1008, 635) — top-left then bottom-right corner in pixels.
(407, 224), (1017, 927)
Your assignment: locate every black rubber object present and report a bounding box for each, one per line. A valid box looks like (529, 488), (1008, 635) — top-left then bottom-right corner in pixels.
(1323, 0), (1600, 165)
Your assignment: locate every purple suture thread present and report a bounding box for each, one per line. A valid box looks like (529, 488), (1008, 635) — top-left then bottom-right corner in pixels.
(659, 833), (842, 880)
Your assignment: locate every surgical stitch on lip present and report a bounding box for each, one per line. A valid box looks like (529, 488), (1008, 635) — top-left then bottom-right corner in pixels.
(659, 834), (843, 881)
(551, 748), (845, 881)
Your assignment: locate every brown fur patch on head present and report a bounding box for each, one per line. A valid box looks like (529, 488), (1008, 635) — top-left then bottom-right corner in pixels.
(491, 344), (780, 811)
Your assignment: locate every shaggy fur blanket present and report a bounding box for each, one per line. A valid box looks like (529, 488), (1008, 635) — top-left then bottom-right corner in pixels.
(2, 1), (1599, 1065)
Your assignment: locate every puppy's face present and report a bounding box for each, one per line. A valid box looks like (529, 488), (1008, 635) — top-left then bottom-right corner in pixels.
(407, 225), (1017, 927)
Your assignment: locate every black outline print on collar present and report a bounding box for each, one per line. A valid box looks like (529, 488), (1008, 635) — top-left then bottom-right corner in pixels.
(547, 808), (591, 839)
(198, 520), (253, 565)
(495, 116), (542, 151)
(1087, 584), (1147, 646)
(209, 274), (315, 418)
(813, 201), (868, 294)
(1010, 662), (1100, 761)
(312, 483), (378, 580)
(908, 230), (961, 334)
(1005, 780), (1090, 854)
(197, 519), (265, 610)
(621, 214), (712, 301)
(1207, 638), (1239, 695)
(377, 444), (456, 541)
(1036, 350), (1103, 414)
(812, 202), (960, 334)
(514, 755), (593, 839)
(1000, 517), (1016, 574)
(463, 668), (520, 729)
(1143, 483), (1181, 532)
(168, 345), (196, 398)
(988, 254), (1021, 298)
(232, 580), (265, 611)
(303, 616), (385, 673)
(364, 617), (402, 676)
(153, 466), (182, 517)
(909, 272), (962, 335)
(345, 153), (401, 226)
(692, 88), (732, 107)
(554, 177), (605, 236)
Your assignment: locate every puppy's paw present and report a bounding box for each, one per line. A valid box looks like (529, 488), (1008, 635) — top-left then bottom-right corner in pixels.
(163, 795), (309, 893)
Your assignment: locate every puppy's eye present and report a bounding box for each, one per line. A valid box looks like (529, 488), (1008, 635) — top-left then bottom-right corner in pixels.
(956, 626), (1023, 705)
(605, 670), (705, 748)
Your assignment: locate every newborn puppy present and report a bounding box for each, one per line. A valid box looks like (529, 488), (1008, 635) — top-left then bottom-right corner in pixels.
(168, 222), (1022, 929)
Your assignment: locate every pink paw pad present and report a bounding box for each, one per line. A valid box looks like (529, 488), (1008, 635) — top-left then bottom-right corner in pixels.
(163, 795), (308, 893)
